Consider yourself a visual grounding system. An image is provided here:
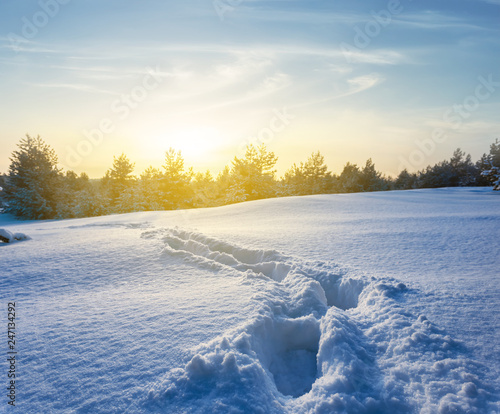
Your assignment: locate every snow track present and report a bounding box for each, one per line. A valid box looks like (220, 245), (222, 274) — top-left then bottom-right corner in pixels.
(138, 228), (497, 414)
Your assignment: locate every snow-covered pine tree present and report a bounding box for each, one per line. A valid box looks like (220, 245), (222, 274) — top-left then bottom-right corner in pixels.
(161, 148), (193, 209)
(72, 187), (108, 217)
(480, 139), (500, 190)
(281, 151), (331, 196)
(395, 169), (418, 190)
(55, 171), (93, 218)
(133, 166), (164, 211)
(215, 166), (246, 205)
(192, 170), (219, 207)
(281, 163), (305, 196)
(101, 153), (136, 211)
(228, 144), (278, 201)
(0, 174), (7, 212)
(302, 151), (331, 194)
(482, 165), (500, 190)
(3, 135), (62, 219)
(418, 148), (480, 188)
(338, 162), (363, 193)
(359, 158), (389, 192)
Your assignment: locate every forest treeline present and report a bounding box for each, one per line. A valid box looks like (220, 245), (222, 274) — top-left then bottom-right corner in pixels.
(1, 135), (499, 220)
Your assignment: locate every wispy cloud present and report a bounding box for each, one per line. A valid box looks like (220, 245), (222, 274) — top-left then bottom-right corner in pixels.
(477, 0), (500, 4)
(0, 37), (61, 54)
(291, 73), (385, 110)
(393, 11), (486, 31)
(6, 40), (407, 70)
(347, 74), (384, 92)
(30, 82), (119, 96)
(231, 7), (363, 25)
(165, 70), (293, 117)
(335, 48), (407, 65)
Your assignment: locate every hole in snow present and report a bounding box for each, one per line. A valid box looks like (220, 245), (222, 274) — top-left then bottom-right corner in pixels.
(252, 316), (321, 398)
(307, 270), (365, 310)
(270, 346), (318, 397)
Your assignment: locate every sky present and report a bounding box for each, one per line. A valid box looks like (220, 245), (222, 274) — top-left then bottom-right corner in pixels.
(0, 0), (499, 178)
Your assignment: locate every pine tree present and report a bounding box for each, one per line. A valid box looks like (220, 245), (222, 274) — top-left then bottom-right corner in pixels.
(134, 166), (164, 211)
(359, 159), (388, 192)
(303, 151), (330, 193)
(338, 162), (362, 193)
(73, 186), (108, 217)
(449, 149), (478, 186)
(161, 148), (193, 209)
(102, 153), (136, 209)
(56, 171), (93, 218)
(0, 174), (7, 212)
(395, 169), (418, 190)
(282, 163), (304, 196)
(418, 148), (480, 188)
(216, 166), (245, 204)
(192, 170), (219, 207)
(228, 144), (278, 201)
(480, 139), (500, 190)
(282, 151), (331, 195)
(489, 139), (500, 166)
(3, 135), (62, 219)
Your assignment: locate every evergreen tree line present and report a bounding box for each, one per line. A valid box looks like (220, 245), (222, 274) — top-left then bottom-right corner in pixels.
(1, 135), (499, 220)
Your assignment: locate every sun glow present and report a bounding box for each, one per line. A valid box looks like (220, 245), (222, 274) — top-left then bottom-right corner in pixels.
(156, 126), (228, 166)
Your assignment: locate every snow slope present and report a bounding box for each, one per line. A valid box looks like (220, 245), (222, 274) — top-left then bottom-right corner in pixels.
(0, 187), (498, 413)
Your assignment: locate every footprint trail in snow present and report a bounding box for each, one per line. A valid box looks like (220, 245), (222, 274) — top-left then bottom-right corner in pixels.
(138, 227), (498, 414)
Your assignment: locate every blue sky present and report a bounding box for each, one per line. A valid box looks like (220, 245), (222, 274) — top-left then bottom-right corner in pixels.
(0, 0), (499, 177)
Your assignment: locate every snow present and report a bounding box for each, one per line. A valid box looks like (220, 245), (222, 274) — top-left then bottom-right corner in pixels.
(0, 187), (498, 413)
(0, 228), (29, 243)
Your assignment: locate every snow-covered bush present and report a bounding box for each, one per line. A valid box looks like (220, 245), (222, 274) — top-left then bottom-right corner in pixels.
(0, 228), (29, 243)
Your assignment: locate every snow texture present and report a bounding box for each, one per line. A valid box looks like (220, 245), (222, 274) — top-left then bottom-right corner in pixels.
(140, 229), (495, 414)
(0, 187), (498, 413)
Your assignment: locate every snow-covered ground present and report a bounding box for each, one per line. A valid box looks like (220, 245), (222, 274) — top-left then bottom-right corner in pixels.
(1, 187), (498, 413)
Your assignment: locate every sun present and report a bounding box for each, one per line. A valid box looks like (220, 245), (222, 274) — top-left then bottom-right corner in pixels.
(140, 126), (232, 173)
(164, 126), (227, 165)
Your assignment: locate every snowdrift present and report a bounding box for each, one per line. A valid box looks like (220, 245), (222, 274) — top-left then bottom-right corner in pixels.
(138, 228), (495, 414)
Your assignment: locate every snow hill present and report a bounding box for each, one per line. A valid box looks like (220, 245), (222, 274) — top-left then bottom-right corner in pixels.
(0, 187), (498, 413)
